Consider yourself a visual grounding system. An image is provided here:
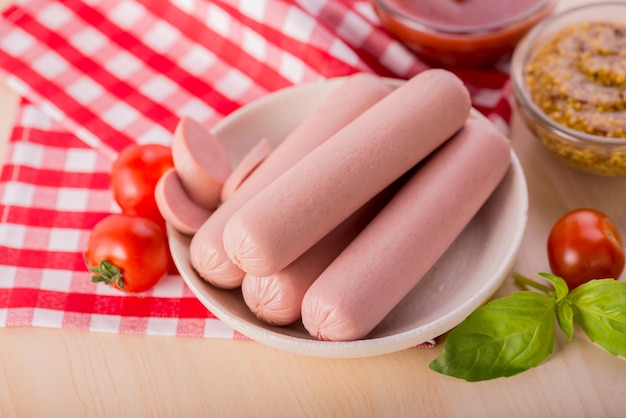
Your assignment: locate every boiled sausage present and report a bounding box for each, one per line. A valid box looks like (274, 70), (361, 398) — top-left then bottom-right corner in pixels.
(190, 73), (392, 288)
(224, 69), (471, 277)
(240, 173), (408, 325)
(171, 117), (232, 210)
(301, 118), (511, 341)
(154, 168), (213, 235)
(220, 138), (271, 203)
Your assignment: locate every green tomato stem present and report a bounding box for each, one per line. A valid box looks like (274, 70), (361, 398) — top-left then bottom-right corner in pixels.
(89, 259), (125, 290)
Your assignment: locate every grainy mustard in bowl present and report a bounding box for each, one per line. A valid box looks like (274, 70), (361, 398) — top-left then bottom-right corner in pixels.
(511, 2), (626, 176)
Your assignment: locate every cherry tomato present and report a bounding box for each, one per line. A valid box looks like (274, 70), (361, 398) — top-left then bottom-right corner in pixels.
(547, 208), (625, 289)
(85, 214), (169, 293)
(110, 144), (173, 227)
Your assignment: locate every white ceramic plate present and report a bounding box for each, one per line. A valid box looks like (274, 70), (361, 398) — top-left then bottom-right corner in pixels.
(168, 77), (529, 359)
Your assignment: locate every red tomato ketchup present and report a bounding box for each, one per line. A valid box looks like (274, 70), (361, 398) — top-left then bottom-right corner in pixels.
(372, 0), (557, 68)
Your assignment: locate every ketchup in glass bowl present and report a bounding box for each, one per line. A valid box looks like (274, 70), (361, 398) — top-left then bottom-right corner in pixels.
(372, 0), (557, 68)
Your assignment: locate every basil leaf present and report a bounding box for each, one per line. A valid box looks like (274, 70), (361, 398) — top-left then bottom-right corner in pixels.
(568, 279), (626, 357)
(429, 292), (556, 381)
(556, 301), (574, 340)
(537, 272), (570, 302)
(536, 273), (574, 340)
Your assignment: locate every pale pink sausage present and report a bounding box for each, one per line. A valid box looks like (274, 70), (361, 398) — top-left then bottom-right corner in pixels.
(220, 138), (271, 203)
(301, 118), (512, 341)
(240, 174), (407, 326)
(155, 168), (213, 235)
(223, 69), (471, 277)
(189, 73), (392, 289)
(172, 117), (232, 210)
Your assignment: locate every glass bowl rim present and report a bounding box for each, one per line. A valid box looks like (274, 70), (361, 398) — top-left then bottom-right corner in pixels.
(372, 0), (557, 35)
(510, 1), (626, 147)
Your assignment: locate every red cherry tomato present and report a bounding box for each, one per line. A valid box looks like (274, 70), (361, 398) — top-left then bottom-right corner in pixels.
(110, 144), (174, 227)
(85, 214), (169, 293)
(547, 208), (625, 289)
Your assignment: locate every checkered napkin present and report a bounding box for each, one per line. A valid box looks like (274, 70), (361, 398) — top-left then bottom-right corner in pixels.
(0, 0), (513, 339)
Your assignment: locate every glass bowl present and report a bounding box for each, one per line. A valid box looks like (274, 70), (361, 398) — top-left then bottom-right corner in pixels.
(372, 0), (557, 68)
(511, 2), (626, 176)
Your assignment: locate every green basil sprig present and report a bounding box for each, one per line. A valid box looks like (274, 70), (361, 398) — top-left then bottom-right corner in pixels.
(429, 273), (626, 382)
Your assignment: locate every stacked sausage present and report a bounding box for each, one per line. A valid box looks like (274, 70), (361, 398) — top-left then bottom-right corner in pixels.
(156, 69), (511, 342)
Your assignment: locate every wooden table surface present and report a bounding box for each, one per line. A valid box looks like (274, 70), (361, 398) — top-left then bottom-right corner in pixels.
(2, 0), (626, 416)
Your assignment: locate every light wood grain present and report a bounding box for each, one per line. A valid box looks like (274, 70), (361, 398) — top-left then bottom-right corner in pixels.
(1, 324), (626, 417)
(1, 0), (626, 416)
(0, 82), (19, 163)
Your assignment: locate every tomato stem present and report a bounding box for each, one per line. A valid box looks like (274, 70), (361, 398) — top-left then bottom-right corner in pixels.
(89, 260), (125, 290)
(513, 273), (552, 295)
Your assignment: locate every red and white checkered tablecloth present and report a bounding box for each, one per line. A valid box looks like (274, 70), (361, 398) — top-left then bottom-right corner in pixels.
(0, 0), (513, 339)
